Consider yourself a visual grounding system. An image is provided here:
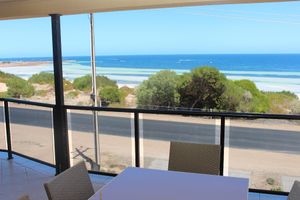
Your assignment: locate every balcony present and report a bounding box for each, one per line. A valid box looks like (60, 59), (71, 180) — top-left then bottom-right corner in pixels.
(0, 0), (299, 199)
(0, 152), (112, 199)
(0, 152), (289, 200)
(0, 98), (299, 199)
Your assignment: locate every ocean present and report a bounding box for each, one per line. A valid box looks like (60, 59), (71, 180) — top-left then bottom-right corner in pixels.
(0, 54), (300, 97)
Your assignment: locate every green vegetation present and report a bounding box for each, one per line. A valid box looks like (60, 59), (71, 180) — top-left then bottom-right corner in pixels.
(137, 70), (179, 108)
(63, 80), (74, 91)
(0, 92), (10, 98)
(29, 72), (54, 85)
(219, 80), (244, 111)
(120, 86), (135, 104)
(99, 86), (121, 103)
(0, 71), (33, 98)
(73, 75), (123, 106)
(0, 70), (132, 107)
(73, 75), (117, 92)
(29, 72), (73, 91)
(0, 67), (298, 114)
(234, 80), (270, 113)
(0, 71), (17, 82)
(136, 66), (300, 114)
(7, 77), (34, 98)
(266, 178), (275, 185)
(178, 67), (226, 110)
(72, 75), (91, 91)
(265, 91), (299, 114)
(271, 187), (282, 192)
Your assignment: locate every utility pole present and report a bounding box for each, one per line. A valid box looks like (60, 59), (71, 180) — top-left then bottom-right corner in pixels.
(90, 13), (100, 170)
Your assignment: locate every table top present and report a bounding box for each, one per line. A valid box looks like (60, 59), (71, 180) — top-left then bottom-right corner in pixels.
(89, 167), (249, 200)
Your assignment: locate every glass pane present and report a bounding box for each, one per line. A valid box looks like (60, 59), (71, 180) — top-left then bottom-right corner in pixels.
(226, 118), (300, 192)
(9, 103), (55, 164)
(0, 102), (6, 150)
(68, 110), (133, 173)
(140, 114), (220, 170)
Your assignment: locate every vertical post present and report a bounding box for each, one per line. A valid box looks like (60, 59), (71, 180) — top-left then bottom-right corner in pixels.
(134, 112), (140, 167)
(50, 14), (70, 174)
(89, 13), (100, 170)
(220, 116), (225, 175)
(4, 101), (12, 159)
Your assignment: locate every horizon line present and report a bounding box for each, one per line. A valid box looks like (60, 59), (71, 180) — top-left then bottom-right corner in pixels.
(1, 52), (300, 59)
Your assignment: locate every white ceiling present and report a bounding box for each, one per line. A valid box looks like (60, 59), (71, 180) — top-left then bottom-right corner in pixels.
(0, 0), (296, 20)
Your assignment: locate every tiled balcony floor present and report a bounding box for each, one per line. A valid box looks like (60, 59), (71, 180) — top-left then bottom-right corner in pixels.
(0, 152), (287, 200)
(0, 152), (112, 200)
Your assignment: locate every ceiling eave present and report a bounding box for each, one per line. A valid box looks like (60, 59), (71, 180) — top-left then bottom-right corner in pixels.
(0, 0), (296, 20)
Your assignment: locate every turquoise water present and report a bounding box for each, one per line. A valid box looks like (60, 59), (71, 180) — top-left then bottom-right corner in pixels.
(1, 54), (300, 96)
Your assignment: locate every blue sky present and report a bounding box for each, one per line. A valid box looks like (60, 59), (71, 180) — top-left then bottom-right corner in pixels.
(0, 1), (300, 58)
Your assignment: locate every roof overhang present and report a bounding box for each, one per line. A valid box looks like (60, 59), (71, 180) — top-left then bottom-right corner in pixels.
(0, 0), (296, 20)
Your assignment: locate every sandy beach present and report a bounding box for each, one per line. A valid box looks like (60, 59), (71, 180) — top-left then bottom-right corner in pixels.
(0, 61), (50, 68)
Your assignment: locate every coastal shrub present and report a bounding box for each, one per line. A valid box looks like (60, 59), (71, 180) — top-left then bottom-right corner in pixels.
(7, 77), (34, 98)
(99, 86), (121, 103)
(120, 86), (135, 96)
(219, 80), (244, 111)
(29, 72), (54, 85)
(73, 75), (117, 92)
(291, 100), (300, 114)
(178, 67), (227, 110)
(237, 92), (269, 113)
(265, 91), (299, 114)
(29, 72), (73, 91)
(63, 80), (74, 91)
(235, 80), (270, 113)
(120, 86), (135, 104)
(0, 71), (18, 83)
(73, 75), (90, 91)
(136, 70), (179, 109)
(234, 80), (260, 96)
(0, 92), (9, 98)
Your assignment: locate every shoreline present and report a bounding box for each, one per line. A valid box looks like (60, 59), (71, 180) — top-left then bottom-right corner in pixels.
(0, 61), (50, 68)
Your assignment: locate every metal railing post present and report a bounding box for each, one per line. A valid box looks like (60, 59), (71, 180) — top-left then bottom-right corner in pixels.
(51, 14), (70, 174)
(4, 101), (13, 159)
(134, 112), (140, 167)
(220, 116), (225, 175)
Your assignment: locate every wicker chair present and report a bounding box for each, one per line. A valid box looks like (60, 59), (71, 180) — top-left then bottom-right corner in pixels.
(17, 195), (30, 200)
(168, 141), (221, 175)
(288, 180), (300, 200)
(44, 161), (94, 200)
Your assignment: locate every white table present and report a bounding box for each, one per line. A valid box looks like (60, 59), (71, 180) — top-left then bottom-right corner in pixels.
(89, 167), (249, 200)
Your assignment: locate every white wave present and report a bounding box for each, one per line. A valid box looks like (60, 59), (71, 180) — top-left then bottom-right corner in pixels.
(104, 75), (148, 82)
(227, 75), (300, 85)
(118, 83), (138, 88)
(222, 70), (300, 76)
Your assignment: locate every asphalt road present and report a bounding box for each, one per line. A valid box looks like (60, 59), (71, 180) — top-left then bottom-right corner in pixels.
(1, 107), (300, 154)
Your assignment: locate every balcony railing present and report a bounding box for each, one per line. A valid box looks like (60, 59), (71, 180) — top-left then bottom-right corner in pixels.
(0, 98), (299, 196)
